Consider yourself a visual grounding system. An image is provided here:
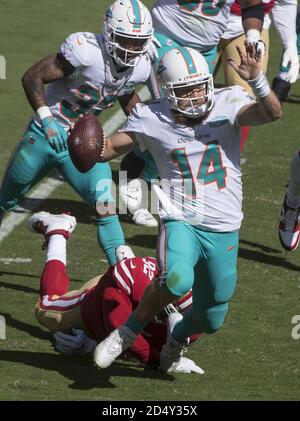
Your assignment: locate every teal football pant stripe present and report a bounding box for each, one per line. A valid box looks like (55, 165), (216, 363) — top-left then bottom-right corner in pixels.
(0, 120), (124, 265)
(157, 220), (239, 337)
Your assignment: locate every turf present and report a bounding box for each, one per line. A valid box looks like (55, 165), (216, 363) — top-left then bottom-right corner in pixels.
(0, 0), (300, 401)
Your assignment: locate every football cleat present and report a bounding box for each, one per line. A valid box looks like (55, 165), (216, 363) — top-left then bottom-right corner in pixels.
(115, 245), (135, 262)
(159, 312), (187, 372)
(93, 325), (136, 369)
(132, 208), (158, 228)
(28, 211), (76, 239)
(278, 195), (300, 251)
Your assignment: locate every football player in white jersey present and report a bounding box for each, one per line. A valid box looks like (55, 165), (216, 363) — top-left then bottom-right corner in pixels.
(90, 43), (282, 371)
(0, 0), (153, 266)
(120, 0), (267, 228)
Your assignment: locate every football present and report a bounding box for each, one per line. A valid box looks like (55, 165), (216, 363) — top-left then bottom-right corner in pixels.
(68, 113), (105, 173)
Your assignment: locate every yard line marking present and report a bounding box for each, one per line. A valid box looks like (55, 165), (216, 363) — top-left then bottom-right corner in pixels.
(0, 86), (151, 244)
(0, 178), (63, 243)
(0, 257), (32, 264)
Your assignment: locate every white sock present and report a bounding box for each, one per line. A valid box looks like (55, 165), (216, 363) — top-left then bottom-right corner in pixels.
(46, 234), (67, 265)
(287, 150), (300, 208)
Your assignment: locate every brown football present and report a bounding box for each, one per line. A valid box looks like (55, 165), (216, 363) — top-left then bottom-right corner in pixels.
(68, 113), (105, 173)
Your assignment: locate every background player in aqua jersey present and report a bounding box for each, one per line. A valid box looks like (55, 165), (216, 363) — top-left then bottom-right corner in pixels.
(0, 0), (154, 266)
(119, 0), (267, 227)
(90, 42), (282, 371)
(28, 211), (203, 373)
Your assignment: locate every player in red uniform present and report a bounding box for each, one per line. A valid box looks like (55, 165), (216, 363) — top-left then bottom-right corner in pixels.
(29, 211), (203, 374)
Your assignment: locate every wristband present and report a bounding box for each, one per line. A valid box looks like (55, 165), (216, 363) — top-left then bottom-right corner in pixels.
(36, 105), (52, 121)
(247, 70), (271, 98)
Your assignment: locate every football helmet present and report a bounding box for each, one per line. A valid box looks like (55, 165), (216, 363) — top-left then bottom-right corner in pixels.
(157, 47), (214, 118)
(104, 0), (153, 67)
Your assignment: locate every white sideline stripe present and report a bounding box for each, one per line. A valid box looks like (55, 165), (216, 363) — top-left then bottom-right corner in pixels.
(0, 86), (151, 244)
(0, 178), (63, 243)
(0, 257), (32, 263)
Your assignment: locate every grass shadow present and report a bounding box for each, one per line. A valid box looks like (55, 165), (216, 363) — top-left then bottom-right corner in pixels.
(0, 350), (174, 390)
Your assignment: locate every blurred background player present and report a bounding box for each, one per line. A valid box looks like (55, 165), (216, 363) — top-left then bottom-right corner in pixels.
(278, 148), (300, 252)
(120, 0), (267, 227)
(0, 0), (154, 266)
(272, 4), (300, 101)
(29, 211), (203, 374)
(92, 42), (282, 371)
(215, 0), (299, 149)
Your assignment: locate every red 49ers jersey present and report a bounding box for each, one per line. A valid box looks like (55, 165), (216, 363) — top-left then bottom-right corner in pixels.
(81, 257), (163, 365)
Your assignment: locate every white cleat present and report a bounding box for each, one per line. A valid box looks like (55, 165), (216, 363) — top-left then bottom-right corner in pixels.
(132, 208), (158, 228)
(28, 211), (76, 239)
(119, 179), (143, 214)
(278, 195), (300, 252)
(159, 312), (186, 372)
(115, 245), (135, 262)
(93, 325), (136, 369)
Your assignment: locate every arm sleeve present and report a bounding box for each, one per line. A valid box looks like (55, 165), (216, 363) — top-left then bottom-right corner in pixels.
(272, 0), (298, 49)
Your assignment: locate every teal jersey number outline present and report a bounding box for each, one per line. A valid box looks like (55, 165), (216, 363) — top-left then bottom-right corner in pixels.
(171, 140), (227, 198)
(60, 85), (101, 120)
(60, 85), (117, 120)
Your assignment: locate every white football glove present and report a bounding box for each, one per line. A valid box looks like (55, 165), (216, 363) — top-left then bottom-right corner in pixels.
(147, 35), (162, 62)
(246, 39), (266, 60)
(163, 357), (204, 374)
(53, 328), (97, 355)
(281, 44), (300, 84)
(246, 30), (266, 59)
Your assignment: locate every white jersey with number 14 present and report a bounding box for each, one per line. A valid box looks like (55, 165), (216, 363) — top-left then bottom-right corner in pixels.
(121, 86), (255, 232)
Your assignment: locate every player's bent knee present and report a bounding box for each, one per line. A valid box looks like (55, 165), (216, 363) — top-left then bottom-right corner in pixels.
(193, 303), (229, 334)
(214, 272), (237, 303)
(166, 262), (194, 297)
(35, 307), (63, 332)
(205, 303), (229, 333)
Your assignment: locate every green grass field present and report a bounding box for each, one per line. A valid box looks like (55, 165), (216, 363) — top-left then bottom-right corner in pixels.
(0, 0), (300, 401)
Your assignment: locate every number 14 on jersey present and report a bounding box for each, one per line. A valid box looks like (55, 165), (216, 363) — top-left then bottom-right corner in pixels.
(171, 140), (227, 198)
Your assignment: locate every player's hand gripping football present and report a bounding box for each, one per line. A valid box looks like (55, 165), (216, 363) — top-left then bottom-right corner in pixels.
(228, 40), (263, 82)
(41, 116), (68, 153)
